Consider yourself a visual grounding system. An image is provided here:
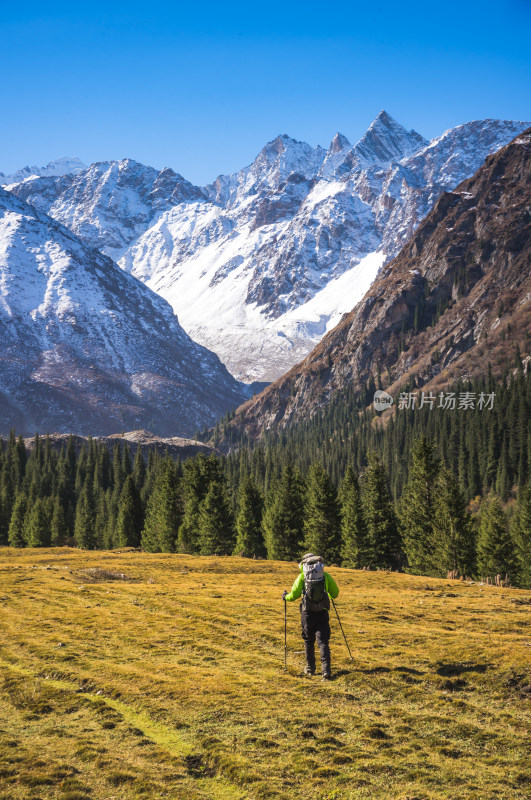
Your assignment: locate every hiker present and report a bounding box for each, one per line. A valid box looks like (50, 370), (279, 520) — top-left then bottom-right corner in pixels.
(282, 553), (339, 680)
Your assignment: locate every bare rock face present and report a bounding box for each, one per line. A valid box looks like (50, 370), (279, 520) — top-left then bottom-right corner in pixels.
(0, 188), (247, 437)
(229, 128), (531, 438)
(6, 115), (530, 382)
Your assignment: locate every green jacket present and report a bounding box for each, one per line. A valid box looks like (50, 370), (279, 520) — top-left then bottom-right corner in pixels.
(285, 568), (339, 602)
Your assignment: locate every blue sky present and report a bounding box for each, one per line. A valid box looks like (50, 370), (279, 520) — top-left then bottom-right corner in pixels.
(1, 0), (530, 184)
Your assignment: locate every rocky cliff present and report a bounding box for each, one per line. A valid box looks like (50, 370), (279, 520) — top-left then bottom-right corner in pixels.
(228, 128), (531, 437)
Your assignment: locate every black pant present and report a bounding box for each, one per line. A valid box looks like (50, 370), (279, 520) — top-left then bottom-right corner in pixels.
(301, 610), (331, 675)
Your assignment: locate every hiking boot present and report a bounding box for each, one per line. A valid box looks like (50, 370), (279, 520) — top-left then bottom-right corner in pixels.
(321, 672), (332, 681)
(303, 664), (315, 676)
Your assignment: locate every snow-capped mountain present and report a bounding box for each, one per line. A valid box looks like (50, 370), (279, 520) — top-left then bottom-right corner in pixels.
(8, 159), (204, 263)
(323, 109), (428, 174)
(7, 114), (530, 381)
(0, 187), (247, 437)
(0, 157), (86, 187)
(229, 127), (531, 438)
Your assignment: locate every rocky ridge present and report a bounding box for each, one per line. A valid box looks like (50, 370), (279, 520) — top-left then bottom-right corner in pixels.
(227, 128), (531, 438)
(6, 114), (530, 382)
(0, 157), (86, 186)
(22, 430), (214, 459)
(0, 187), (247, 437)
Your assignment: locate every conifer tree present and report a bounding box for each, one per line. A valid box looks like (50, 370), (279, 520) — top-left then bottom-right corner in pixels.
(8, 494), (27, 547)
(0, 480), (13, 546)
(133, 447), (146, 492)
(477, 496), (516, 581)
(15, 434), (27, 486)
(432, 468), (475, 577)
(74, 478), (96, 549)
(262, 463), (304, 561)
(57, 439), (76, 531)
(98, 491), (115, 550)
(362, 453), (401, 569)
(141, 459), (180, 552)
(51, 495), (68, 546)
(198, 480), (235, 555)
(112, 443), (124, 494)
(115, 475), (144, 548)
(495, 436), (511, 501)
(178, 455), (223, 553)
(399, 437), (439, 575)
(303, 462), (341, 563)
(75, 444), (88, 496)
(511, 481), (531, 588)
(94, 447), (111, 492)
(26, 499), (51, 547)
(122, 444), (132, 478)
(340, 466), (368, 568)
(234, 476), (265, 558)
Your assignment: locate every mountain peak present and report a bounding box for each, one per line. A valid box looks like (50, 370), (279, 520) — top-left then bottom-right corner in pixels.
(249, 134), (326, 184)
(0, 186), (246, 436)
(353, 112), (428, 167)
(373, 109), (395, 125)
(261, 134), (304, 155)
(1, 156), (87, 186)
(329, 132), (351, 153)
(227, 125), (531, 434)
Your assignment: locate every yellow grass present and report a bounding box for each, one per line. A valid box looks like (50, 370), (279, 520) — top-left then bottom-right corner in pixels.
(0, 548), (530, 800)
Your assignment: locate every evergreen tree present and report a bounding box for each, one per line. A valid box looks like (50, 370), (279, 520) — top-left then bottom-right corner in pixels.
(15, 434), (27, 486)
(177, 455), (224, 553)
(477, 496), (516, 581)
(112, 443), (124, 494)
(26, 499), (51, 547)
(511, 481), (531, 588)
(339, 466), (368, 568)
(74, 478), (96, 549)
(198, 480), (235, 555)
(362, 453), (401, 569)
(50, 495), (68, 546)
(8, 494), (27, 547)
(75, 444), (88, 496)
(115, 475), (144, 548)
(141, 459), (180, 552)
(122, 443), (133, 478)
(399, 437), (440, 575)
(262, 463), (304, 561)
(0, 479), (13, 546)
(303, 462), (341, 563)
(432, 468), (475, 577)
(98, 491), (114, 550)
(133, 447), (146, 491)
(234, 476), (265, 558)
(57, 439), (76, 534)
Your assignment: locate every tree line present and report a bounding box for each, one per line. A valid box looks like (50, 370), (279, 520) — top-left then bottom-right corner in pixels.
(216, 359), (530, 504)
(0, 420), (529, 588)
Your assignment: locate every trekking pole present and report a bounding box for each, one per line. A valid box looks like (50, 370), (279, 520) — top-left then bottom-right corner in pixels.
(331, 598), (353, 661)
(284, 598), (287, 671)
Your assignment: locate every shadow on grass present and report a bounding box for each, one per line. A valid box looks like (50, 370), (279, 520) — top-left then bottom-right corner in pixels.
(436, 663), (491, 677)
(360, 666), (391, 674)
(395, 666), (424, 675)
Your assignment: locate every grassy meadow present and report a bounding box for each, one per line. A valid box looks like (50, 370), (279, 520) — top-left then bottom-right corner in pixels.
(0, 548), (529, 800)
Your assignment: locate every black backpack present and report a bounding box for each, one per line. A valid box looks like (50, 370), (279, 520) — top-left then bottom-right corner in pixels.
(301, 558), (330, 613)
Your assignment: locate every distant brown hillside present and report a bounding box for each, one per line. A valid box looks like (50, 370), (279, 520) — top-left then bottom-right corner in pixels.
(229, 128), (531, 439)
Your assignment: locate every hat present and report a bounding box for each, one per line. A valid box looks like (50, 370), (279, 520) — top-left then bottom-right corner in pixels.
(299, 553), (324, 567)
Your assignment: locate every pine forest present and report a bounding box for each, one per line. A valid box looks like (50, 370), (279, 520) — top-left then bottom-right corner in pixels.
(1, 366), (529, 589)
